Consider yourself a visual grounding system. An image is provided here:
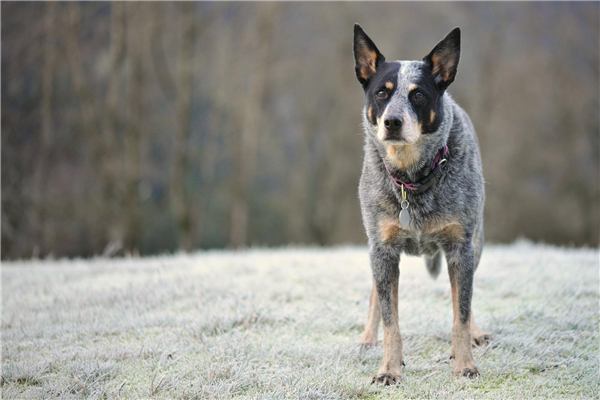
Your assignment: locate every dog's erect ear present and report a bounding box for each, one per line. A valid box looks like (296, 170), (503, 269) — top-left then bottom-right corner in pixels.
(424, 27), (461, 91)
(354, 24), (385, 88)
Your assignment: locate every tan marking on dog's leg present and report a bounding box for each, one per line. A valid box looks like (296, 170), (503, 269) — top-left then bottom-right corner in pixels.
(443, 224), (465, 243)
(359, 281), (381, 347)
(424, 220), (465, 245)
(378, 218), (400, 244)
(449, 271), (478, 378)
(470, 313), (491, 346)
(385, 81), (394, 90)
(374, 277), (403, 385)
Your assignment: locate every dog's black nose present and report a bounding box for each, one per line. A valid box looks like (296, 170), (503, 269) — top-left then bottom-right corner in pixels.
(384, 116), (402, 129)
(383, 115), (403, 138)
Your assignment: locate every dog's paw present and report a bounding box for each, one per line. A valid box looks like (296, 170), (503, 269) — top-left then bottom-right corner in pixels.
(359, 342), (377, 352)
(472, 333), (492, 347)
(358, 338), (378, 351)
(453, 365), (480, 379)
(371, 373), (401, 386)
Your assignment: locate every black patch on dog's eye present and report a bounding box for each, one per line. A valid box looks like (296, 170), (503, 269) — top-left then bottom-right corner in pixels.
(411, 64), (444, 134)
(363, 63), (399, 125)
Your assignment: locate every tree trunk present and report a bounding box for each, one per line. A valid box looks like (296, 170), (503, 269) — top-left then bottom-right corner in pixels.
(33, 2), (57, 257)
(100, 2), (127, 253)
(123, 3), (145, 254)
(229, 4), (279, 248)
(171, 3), (196, 252)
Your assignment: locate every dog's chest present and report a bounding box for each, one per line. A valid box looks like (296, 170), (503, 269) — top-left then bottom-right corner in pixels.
(377, 207), (464, 256)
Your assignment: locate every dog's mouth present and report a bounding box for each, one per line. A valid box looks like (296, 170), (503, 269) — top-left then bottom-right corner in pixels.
(377, 119), (421, 145)
(381, 137), (418, 146)
(382, 138), (409, 144)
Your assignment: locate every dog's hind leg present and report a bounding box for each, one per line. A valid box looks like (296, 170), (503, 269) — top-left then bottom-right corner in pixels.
(359, 280), (381, 349)
(370, 244), (403, 385)
(470, 222), (491, 346)
(425, 251), (442, 279)
(446, 240), (479, 378)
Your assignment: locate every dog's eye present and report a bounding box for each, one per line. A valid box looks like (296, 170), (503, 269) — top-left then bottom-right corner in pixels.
(376, 90), (387, 99)
(414, 91), (425, 101)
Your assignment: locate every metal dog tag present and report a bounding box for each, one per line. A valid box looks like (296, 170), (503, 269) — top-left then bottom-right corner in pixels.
(399, 200), (410, 228)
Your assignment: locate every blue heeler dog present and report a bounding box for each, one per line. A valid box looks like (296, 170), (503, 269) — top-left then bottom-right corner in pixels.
(353, 24), (490, 384)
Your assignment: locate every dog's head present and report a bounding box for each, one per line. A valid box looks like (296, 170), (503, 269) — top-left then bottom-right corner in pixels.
(354, 24), (460, 163)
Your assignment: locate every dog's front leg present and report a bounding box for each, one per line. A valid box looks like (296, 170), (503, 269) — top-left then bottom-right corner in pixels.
(370, 244), (403, 385)
(446, 241), (479, 378)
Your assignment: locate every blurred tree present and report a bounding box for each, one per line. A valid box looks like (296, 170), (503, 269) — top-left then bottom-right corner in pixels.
(1, 2), (598, 259)
(229, 3), (280, 248)
(100, 1), (126, 256)
(123, 3), (145, 253)
(171, 2), (196, 251)
(33, 2), (57, 257)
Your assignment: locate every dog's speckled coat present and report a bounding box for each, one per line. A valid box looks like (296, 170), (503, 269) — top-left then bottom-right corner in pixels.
(353, 24), (487, 384)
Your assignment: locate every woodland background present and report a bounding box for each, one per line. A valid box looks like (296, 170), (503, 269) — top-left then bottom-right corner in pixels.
(2, 2), (599, 259)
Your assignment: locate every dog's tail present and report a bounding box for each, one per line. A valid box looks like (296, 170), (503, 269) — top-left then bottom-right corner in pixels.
(425, 251), (442, 279)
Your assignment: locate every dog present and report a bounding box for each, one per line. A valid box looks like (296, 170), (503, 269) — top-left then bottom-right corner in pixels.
(353, 24), (489, 384)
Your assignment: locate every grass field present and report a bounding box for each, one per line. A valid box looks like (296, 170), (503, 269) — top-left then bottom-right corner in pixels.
(2, 242), (599, 399)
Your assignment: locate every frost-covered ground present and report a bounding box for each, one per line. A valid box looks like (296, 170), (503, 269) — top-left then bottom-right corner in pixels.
(2, 242), (599, 399)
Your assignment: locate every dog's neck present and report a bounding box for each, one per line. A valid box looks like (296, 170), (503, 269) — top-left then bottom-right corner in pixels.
(379, 142), (441, 183)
